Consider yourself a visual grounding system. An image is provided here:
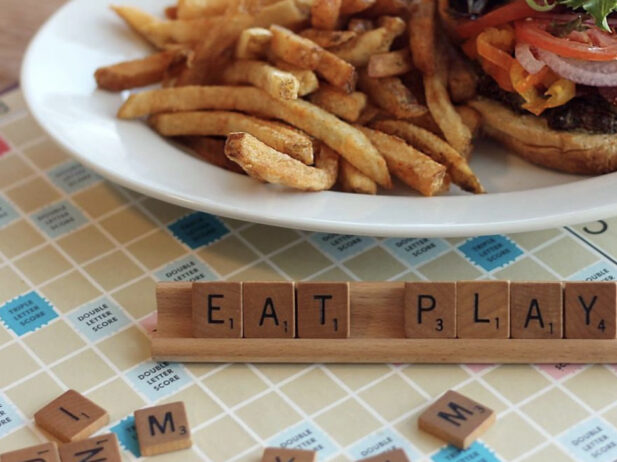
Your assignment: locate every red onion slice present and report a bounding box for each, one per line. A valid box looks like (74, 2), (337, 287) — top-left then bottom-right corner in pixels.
(535, 47), (617, 86)
(515, 42), (546, 74)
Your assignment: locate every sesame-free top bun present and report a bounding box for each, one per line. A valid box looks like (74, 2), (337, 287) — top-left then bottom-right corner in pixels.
(469, 98), (617, 175)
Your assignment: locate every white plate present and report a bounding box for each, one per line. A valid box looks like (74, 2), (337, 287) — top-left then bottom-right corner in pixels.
(21, 0), (617, 237)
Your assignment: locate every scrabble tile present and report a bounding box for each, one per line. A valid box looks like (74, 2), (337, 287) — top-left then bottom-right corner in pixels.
(456, 281), (509, 338)
(134, 401), (192, 456)
(261, 447), (316, 462)
(511, 282), (563, 338)
(404, 282), (456, 338)
(34, 390), (109, 443)
(564, 282), (617, 339)
(243, 282), (295, 338)
(296, 282), (350, 338)
(57, 433), (121, 462)
(418, 389), (496, 449)
(1, 442), (60, 462)
(359, 448), (409, 462)
(192, 282), (242, 338)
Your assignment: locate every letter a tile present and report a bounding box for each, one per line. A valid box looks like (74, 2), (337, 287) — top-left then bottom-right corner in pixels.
(134, 401), (192, 456)
(243, 282), (295, 338)
(418, 390), (495, 449)
(34, 390), (108, 443)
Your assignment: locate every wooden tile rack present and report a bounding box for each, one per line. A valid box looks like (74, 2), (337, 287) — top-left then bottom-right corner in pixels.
(151, 282), (617, 363)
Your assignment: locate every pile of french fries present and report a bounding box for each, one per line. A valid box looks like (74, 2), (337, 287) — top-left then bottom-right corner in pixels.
(95, 0), (485, 195)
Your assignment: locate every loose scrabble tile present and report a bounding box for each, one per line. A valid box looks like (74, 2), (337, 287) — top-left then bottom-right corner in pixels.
(192, 282), (242, 338)
(1, 442), (60, 462)
(134, 401), (192, 456)
(359, 449), (409, 462)
(261, 447), (316, 462)
(511, 282), (563, 338)
(456, 281), (509, 338)
(243, 282), (295, 338)
(404, 282), (456, 338)
(57, 433), (121, 462)
(34, 390), (108, 443)
(296, 282), (350, 338)
(418, 390), (495, 449)
(564, 282), (617, 339)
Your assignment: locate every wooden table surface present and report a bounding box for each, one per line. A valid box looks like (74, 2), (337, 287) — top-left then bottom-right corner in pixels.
(0, 0), (67, 90)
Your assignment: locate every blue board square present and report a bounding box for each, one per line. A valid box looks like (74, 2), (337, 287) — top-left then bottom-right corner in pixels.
(31, 200), (87, 239)
(459, 235), (523, 272)
(0, 195), (18, 229)
(48, 160), (101, 194)
(432, 442), (499, 462)
(168, 212), (229, 249)
(110, 416), (141, 457)
(0, 291), (58, 336)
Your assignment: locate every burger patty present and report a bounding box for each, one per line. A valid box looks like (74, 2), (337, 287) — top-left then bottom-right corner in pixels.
(477, 74), (617, 134)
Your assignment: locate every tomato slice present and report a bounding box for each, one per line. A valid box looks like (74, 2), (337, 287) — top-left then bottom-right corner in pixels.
(456, 0), (539, 39)
(515, 20), (617, 61)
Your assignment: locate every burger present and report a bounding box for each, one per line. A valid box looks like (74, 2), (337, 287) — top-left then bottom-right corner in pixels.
(441, 0), (617, 174)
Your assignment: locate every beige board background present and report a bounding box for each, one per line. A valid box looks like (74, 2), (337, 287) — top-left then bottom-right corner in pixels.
(1, 88), (617, 462)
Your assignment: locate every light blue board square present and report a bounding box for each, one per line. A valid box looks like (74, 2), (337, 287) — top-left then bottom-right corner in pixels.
(309, 233), (376, 261)
(383, 238), (450, 266)
(125, 361), (192, 403)
(559, 417), (617, 462)
(0, 394), (24, 437)
(348, 429), (419, 461)
(67, 297), (131, 342)
(570, 261), (617, 281)
(268, 421), (338, 461)
(0, 291), (57, 336)
(48, 160), (102, 194)
(31, 200), (87, 239)
(459, 235), (523, 272)
(432, 442), (499, 462)
(168, 212), (229, 249)
(0, 196), (18, 229)
(110, 416), (141, 457)
(155, 255), (217, 282)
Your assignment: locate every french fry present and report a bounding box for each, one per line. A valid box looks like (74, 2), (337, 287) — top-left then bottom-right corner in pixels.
(95, 51), (178, 91)
(448, 50), (478, 103)
(222, 60), (300, 100)
(311, 0), (342, 30)
(357, 126), (449, 196)
(355, 103), (386, 125)
(270, 25), (322, 70)
(118, 86), (391, 187)
(299, 29), (357, 48)
(407, 111), (441, 134)
(253, 0), (311, 28)
(347, 18), (374, 32)
(176, 0), (229, 19)
(272, 60), (320, 96)
(271, 26), (357, 92)
(235, 27), (272, 59)
(338, 159), (377, 194)
(142, 18), (224, 45)
(340, 0), (377, 15)
(330, 17), (405, 66)
(110, 5), (162, 48)
(149, 111), (314, 164)
(308, 85), (367, 122)
(358, 70), (427, 119)
(176, 136), (245, 174)
(424, 45), (473, 157)
(367, 49), (413, 78)
(224, 133), (338, 191)
(409, 0), (435, 75)
(373, 120), (484, 193)
(455, 106), (482, 138)
(364, 0), (411, 17)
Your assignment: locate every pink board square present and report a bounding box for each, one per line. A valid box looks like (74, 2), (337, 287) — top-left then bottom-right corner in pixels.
(0, 136), (10, 156)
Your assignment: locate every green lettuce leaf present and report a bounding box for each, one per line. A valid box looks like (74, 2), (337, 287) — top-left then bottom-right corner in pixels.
(560, 0), (617, 30)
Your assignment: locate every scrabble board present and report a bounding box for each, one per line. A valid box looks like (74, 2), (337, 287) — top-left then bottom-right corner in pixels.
(2, 86), (617, 462)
